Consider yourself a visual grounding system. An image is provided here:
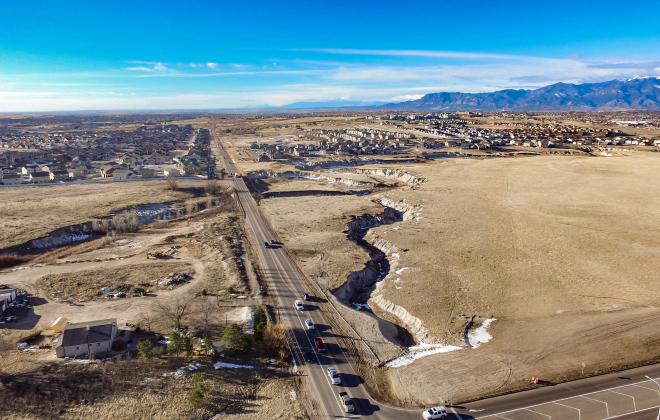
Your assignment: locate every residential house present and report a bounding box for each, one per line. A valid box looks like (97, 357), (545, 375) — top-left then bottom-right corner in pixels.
(50, 170), (70, 182)
(55, 319), (118, 358)
(1, 173), (22, 185)
(31, 171), (52, 183)
(112, 168), (133, 181)
(20, 163), (39, 175)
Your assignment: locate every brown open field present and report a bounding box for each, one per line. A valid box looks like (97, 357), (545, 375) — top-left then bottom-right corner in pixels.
(261, 194), (378, 291)
(372, 153), (660, 339)
(256, 151), (660, 404)
(0, 180), (200, 249)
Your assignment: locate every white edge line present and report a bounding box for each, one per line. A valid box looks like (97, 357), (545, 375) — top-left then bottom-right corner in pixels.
(475, 377), (660, 419)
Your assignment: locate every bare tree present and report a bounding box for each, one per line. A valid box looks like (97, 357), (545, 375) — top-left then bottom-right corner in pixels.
(166, 176), (178, 191)
(155, 298), (192, 330)
(195, 298), (215, 338)
(137, 313), (154, 332)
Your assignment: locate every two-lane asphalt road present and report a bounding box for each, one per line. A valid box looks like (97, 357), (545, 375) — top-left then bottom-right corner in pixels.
(215, 134), (416, 418)
(232, 175), (416, 418)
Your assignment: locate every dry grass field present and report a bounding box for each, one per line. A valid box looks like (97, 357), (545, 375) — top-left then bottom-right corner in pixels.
(261, 194), (381, 291)
(372, 153), (660, 339)
(0, 180), (199, 249)
(256, 151), (660, 404)
(0, 353), (305, 420)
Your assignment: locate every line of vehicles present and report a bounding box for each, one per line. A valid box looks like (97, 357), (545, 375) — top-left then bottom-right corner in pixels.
(292, 290), (451, 417)
(292, 293), (355, 412)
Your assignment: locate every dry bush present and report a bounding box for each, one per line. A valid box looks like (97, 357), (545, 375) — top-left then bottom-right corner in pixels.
(262, 324), (292, 360)
(166, 177), (179, 191)
(204, 181), (224, 196)
(0, 253), (31, 269)
(109, 211), (139, 233)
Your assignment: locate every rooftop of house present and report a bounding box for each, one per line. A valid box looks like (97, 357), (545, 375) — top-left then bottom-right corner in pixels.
(60, 319), (117, 347)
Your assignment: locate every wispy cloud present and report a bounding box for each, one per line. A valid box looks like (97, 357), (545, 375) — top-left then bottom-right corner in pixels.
(297, 48), (556, 62)
(2, 49), (658, 111)
(126, 61), (169, 72)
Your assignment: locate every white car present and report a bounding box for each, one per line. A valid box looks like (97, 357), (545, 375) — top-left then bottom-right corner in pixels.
(339, 392), (355, 413)
(327, 367), (341, 385)
(294, 300), (304, 311)
(304, 319), (315, 330)
(423, 406), (448, 420)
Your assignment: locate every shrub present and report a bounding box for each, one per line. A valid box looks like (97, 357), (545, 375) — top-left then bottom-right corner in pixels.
(262, 324), (291, 360)
(253, 306), (267, 342)
(222, 324), (249, 353)
(167, 332), (193, 357)
(205, 181), (223, 196)
(166, 177), (178, 191)
(136, 339), (153, 359)
(190, 372), (205, 407)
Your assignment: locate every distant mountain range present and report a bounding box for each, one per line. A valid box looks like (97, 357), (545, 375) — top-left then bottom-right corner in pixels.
(382, 77), (660, 111)
(281, 99), (388, 109)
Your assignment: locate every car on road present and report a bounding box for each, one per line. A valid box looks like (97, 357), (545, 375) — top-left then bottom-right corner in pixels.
(314, 337), (326, 352)
(264, 240), (282, 249)
(304, 319), (315, 330)
(339, 391), (355, 413)
(327, 367), (341, 385)
(422, 406), (448, 419)
(294, 300), (304, 311)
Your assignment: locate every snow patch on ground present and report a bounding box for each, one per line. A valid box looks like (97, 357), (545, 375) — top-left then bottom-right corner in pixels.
(467, 318), (496, 348)
(213, 361), (254, 369)
(385, 343), (462, 368)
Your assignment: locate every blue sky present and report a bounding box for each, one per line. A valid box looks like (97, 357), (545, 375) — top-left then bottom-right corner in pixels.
(0, 0), (659, 111)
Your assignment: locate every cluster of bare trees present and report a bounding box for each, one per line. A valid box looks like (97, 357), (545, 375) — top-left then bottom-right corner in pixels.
(91, 210), (139, 234)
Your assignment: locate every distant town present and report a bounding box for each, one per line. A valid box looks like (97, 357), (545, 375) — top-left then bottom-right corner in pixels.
(0, 121), (213, 185)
